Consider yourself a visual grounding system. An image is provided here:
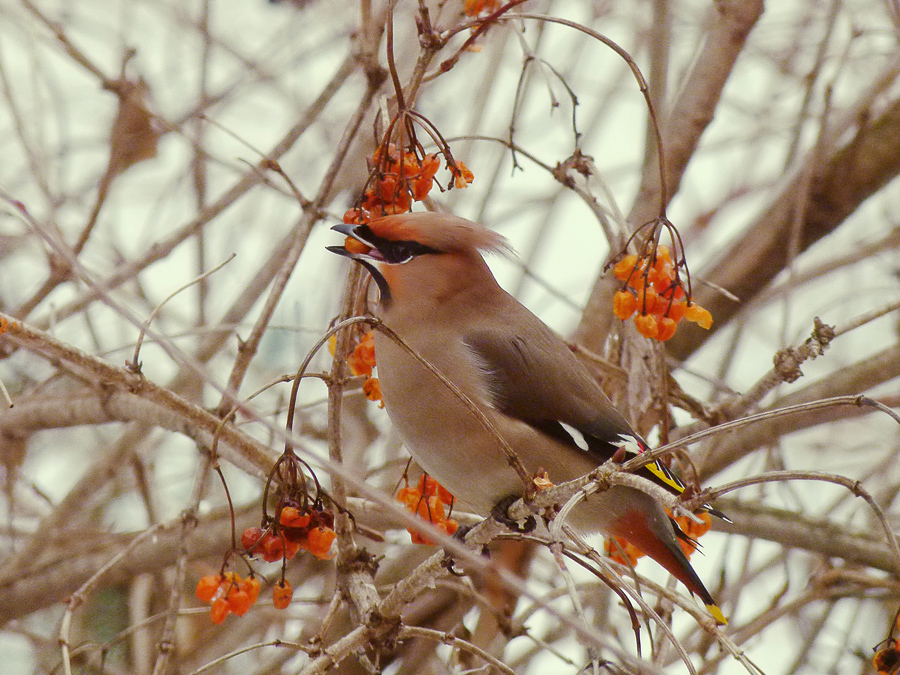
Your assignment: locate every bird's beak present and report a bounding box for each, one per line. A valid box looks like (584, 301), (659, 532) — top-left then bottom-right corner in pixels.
(326, 223), (385, 262)
(327, 223), (393, 303)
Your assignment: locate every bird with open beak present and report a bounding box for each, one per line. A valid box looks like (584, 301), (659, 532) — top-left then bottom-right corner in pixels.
(329, 211), (726, 624)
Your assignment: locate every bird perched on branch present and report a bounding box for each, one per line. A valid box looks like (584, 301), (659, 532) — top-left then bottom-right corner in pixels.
(329, 211), (726, 624)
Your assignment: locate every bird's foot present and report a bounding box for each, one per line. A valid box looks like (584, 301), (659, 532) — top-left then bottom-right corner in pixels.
(441, 524), (488, 576)
(490, 495), (535, 534)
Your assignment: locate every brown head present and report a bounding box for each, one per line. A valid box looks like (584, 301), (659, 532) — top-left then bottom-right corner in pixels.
(328, 212), (509, 308)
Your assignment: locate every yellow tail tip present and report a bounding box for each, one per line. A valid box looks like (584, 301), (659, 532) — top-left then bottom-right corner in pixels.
(706, 603), (728, 625)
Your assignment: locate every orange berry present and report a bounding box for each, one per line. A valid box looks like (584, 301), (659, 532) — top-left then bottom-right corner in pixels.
(412, 175), (432, 201)
(210, 597), (230, 624)
(306, 527), (337, 559)
(684, 304), (713, 329)
(372, 142), (399, 166)
(362, 377), (383, 404)
(663, 299), (686, 323)
(655, 244), (671, 264)
(634, 314), (659, 339)
(362, 188), (380, 210)
(650, 260), (675, 293)
(227, 590), (252, 616)
(418, 475), (454, 504)
(630, 272), (647, 292)
(678, 538), (697, 558)
(195, 575), (221, 603)
(347, 352), (372, 377)
(273, 581), (293, 610)
(417, 474), (434, 496)
(421, 154), (440, 180)
(604, 537), (644, 566)
(280, 506), (311, 528)
(396, 486), (422, 510)
(437, 485), (454, 505)
(342, 208), (363, 225)
(613, 290), (637, 320)
(409, 528), (434, 546)
(452, 161), (474, 188)
(416, 495), (446, 525)
(440, 518), (458, 536)
(381, 201), (410, 215)
(682, 511), (712, 539)
(639, 287), (662, 315)
(464, 0), (484, 16)
(240, 577), (260, 605)
(656, 317), (677, 341)
(343, 236), (370, 255)
(400, 152), (420, 178)
(221, 571), (242, 585)
(612, 255), (638, 281)
(284, 538), (302, 560)
(377, 174), (399, 200)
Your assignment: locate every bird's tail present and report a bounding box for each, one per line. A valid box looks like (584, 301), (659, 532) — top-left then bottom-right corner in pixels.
(612, 510), (727, 625)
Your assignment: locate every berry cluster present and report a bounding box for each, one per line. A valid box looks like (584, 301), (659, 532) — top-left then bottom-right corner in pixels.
(605, 511), (711, 567)
(611, 245), (712, 341)
(343, 143), (473, 226)
(396, 474), (459, 545)
(193, 449), (337, 624)
(329, 330), (383, 406)
(241, 503), (336, 562)
(195, 572), (260, 624)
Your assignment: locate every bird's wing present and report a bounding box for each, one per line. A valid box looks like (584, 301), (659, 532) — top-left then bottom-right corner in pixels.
(463, 312), (637, 461)
(463, 307), (726, 517)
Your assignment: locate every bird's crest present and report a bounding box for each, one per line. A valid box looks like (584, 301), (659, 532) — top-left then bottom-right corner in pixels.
(366, 212), (510, 255)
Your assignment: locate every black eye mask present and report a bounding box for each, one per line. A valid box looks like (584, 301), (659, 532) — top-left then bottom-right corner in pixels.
(327, 223), (442, 306)
(350, 224), (441, 264)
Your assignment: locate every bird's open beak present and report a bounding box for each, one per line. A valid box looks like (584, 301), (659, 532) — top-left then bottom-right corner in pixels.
(327, 223), (393, 302)
(326, 223), (386, 262)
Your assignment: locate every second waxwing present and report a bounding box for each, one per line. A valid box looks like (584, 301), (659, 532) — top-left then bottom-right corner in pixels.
(329, 211), (726, 624)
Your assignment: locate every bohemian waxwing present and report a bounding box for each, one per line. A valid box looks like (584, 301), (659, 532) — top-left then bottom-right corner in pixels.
(329, 211), (726, 624)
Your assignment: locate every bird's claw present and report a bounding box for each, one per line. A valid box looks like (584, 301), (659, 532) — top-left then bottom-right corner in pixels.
(491, 496), (536, 534)
(441, 524), (488, 576)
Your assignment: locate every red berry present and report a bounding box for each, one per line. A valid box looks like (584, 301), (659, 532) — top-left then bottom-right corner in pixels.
(241, 527), (264, 552)
(259, 533), (285, 563)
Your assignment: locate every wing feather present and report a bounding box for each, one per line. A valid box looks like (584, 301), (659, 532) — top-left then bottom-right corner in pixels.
(464, 309), (726, 520)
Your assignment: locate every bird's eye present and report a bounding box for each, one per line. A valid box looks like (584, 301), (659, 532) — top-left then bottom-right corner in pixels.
(381, 240), (439, 264)
(382, 242), (413, 264)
